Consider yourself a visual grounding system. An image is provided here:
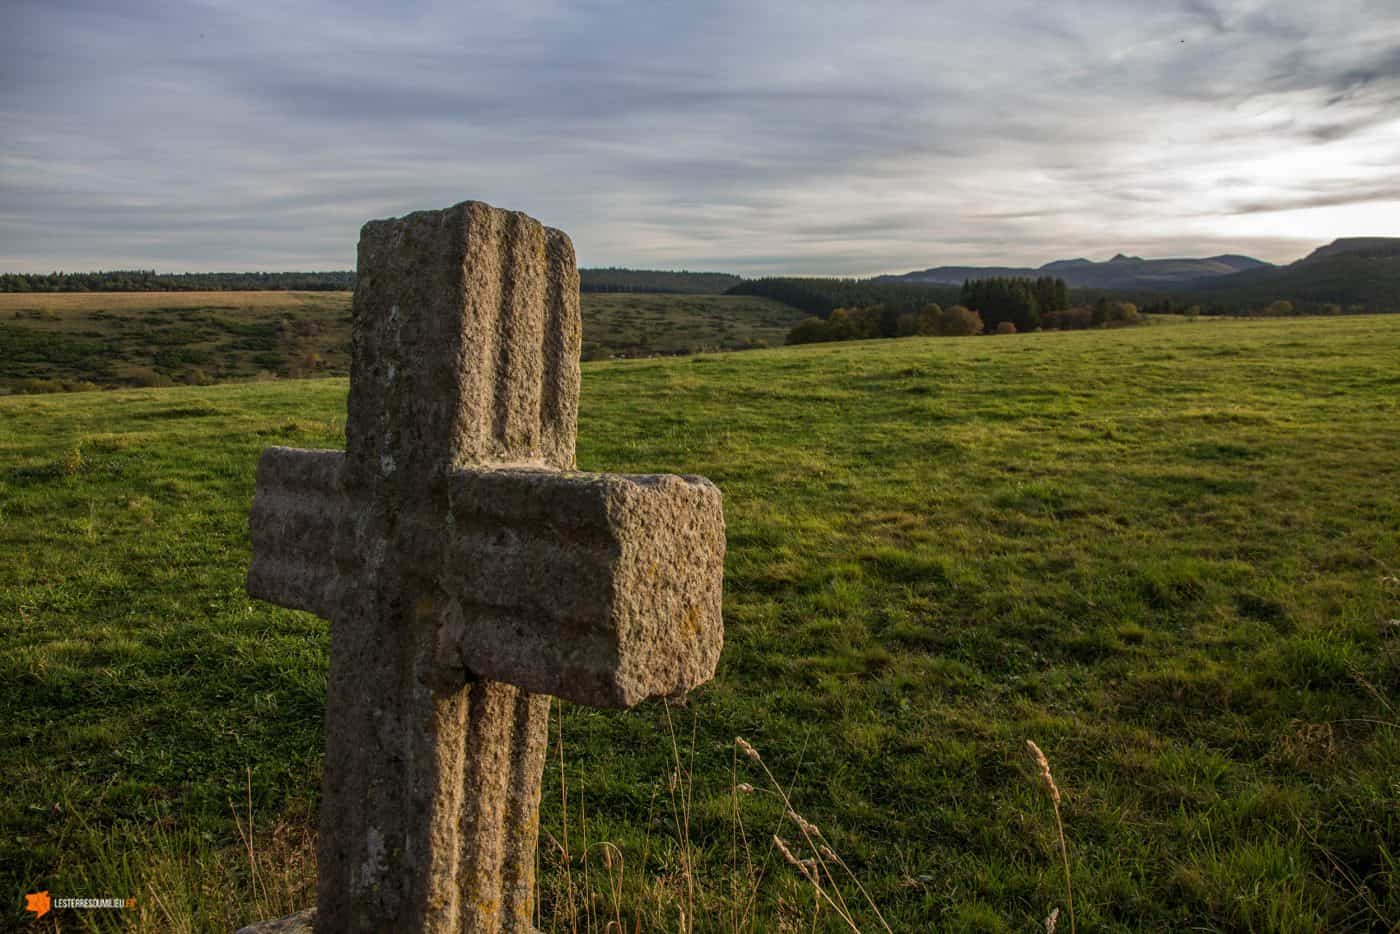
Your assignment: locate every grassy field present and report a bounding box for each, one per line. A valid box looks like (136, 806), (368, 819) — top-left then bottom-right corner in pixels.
(0, 290), (803, 393)
(575, 291), (799, 360)
(2, 316), (1398, 931)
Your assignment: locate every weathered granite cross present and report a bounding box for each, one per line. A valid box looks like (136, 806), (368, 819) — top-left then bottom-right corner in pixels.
(241, 201), (725, 933)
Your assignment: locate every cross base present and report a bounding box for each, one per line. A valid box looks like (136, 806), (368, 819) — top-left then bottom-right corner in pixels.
(234, 908), (317, 934)
(236, 678), (551, 933)
(235, 908), (549, 934)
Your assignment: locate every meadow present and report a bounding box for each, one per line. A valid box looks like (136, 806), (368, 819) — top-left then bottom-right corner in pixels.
(0, 290), (803, 393)
(2, 316), (1398, 931)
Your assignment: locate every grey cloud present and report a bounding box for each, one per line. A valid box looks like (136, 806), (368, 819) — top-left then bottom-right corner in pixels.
(1229, 179), (1400, 215)
(1, 0), (1397, 274)
(1180, 0), (1228, 34)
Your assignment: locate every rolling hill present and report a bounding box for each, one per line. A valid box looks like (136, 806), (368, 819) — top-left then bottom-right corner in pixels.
(878, 238), (1400, 313)
(880, 253), (1271, 290)
(1177, 237), (1400, 312)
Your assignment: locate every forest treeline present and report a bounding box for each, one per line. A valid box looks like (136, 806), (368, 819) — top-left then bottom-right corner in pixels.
(0, 267), (740, 296)
(577, 268), (740, 294)
(959, 276), (1067, 332)
(1100, 294), (1379, 318)
(784, 276), (1151, 344)
(5, 259), (1396, 318)
(0, 270), (355, 292)
(727, 277), (960, 316)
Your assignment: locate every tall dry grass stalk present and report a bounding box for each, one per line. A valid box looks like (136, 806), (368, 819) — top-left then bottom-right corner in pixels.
(736, 736), (891, 934)
(215, 766), (318, 929)
(1027, 740), (1075, 934)
(559, 704), (575, 931)
(663, 700), (698, 933)
(227, 767), (265, 909)
(536, 712), (890, 932)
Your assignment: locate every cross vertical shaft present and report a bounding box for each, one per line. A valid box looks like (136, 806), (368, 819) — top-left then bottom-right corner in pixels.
(245, 200), (725, 934)
(321, 204), (577, 932)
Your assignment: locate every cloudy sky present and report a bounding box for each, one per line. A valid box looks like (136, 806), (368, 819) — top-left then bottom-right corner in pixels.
(3, 0), (1399, 275)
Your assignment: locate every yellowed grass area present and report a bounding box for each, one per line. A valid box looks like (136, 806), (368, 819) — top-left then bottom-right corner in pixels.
(0, 290), (350, 315)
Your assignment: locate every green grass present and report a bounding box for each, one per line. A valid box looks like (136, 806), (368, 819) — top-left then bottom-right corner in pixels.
(0, 290), (804, 394)
(2, 316), (1398, 930)
(577, 292), (801, 360)
(0, 291), (352, 392)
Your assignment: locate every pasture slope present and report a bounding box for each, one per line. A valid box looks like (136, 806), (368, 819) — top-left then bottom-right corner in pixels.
(2, 316), (1397, 931)
(0, 290), (804, 394)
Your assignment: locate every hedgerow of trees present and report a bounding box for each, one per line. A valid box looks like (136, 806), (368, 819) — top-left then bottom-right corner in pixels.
(784, 275), (1158, 344)
(1042, 298), (1143, 329)
(787, 304), (983, 344)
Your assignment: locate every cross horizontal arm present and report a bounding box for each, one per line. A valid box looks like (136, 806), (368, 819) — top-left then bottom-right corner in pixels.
(439, 466), (725, 708)
(247, 447), (347, 620)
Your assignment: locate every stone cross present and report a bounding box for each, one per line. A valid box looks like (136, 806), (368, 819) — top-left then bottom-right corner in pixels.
(242, 201), (725, 933)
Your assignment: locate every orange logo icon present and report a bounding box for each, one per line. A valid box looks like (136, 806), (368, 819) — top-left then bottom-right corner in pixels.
(24, 891), (51, 919)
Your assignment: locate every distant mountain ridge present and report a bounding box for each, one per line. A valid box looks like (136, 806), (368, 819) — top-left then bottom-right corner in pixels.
(879, 253), (1273, 290)
(1175, 237), (1400, 312)
(1295, 237), (1400, 264)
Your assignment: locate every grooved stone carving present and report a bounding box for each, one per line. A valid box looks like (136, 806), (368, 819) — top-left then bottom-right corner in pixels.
(239, 201), (725, 933)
